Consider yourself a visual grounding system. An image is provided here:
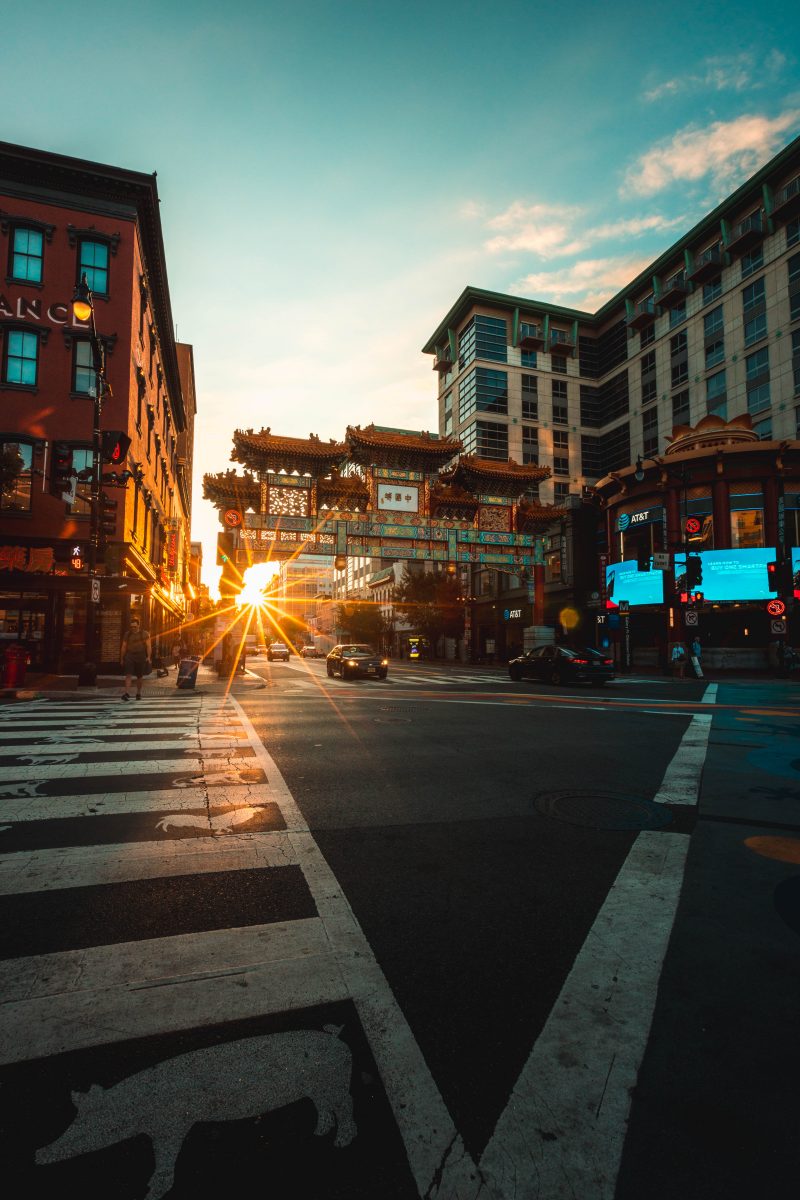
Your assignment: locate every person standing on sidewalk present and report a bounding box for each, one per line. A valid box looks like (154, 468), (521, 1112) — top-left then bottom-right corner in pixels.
(670, 640), (687, 680)
(120, 617), (151, 701)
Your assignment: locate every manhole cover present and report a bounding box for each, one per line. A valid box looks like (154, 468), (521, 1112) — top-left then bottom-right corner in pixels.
(533, 790), (673, 831)
(378, 706), (415, 713)
(373, 716), (412, 724)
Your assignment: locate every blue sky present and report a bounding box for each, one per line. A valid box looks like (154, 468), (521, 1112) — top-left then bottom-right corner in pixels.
(5, 0), (800, 590)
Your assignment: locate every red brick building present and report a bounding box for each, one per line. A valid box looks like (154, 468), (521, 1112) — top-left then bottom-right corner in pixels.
(0, 141), (194, 674)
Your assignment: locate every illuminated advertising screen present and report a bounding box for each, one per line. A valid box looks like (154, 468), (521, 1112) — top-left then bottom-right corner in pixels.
(605, 559), (664, 608)
(674, 548), (777, 601)
(792, 547), (800, 601)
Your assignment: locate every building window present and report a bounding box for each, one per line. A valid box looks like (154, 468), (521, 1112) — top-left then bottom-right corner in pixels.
(706, 370), (727, 419)
(753, 416), (772, 440)
(672, 388), (690, 426)
(552, 379), (567, 424)
(553, 430), (569, 451)
(703, 277), (722, 304)
(669, 301), (686, 328)
(521, 349), (537, 368)
(444, 392), (452, 437)
(642, 407), (658, 457)
(78, 239), (109, 295)
(639, 321), (655, 348)
(731, 505), (764, 547)
(581, 435), (601, 476)
(670, 329), (688, 388)
(553, 455), (569, 476)
(599, 422), (630, 473)
(788, 218), (800, 249)
(458, 367), (508, 422)
(742, 276), (765, 314)
(746, 347), (770, 415)
(741, 247), (764, 279)
(68, 447), (94, 515)
(10, 227), (44, 283)
(789, 252), (800, 322)
(552, 403), (568, 425)
(793, 330), (800, 396)
(73, 340), (96, 395)
(522, 425), (538, 464)
(744, 311), (767, 346)
(640, 350), (657, 405)
(461, 420), (508, 460)
(580, 385), (601, 427)
(458, 314), (507, 368)
(553, 482), (570, 503)
(3, 329), (39, 386)
(521, 374), (538, 420)
(0, 439), (33, 511)
(551, 355), (567, 374)
(705, 339), (724, 369)
(704, 306), (723, 337)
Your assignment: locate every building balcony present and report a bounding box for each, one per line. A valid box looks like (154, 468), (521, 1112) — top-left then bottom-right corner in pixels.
(549, 330), (574, 356)
(659, 270), (688, 307)
(688, 245), (723, 283)
(519, 321), (545, 350)
(726, 212), (764, 257)
(626, 297), (657, 330)
(433, 346), (454, 373)
(772, 175), (800, 225)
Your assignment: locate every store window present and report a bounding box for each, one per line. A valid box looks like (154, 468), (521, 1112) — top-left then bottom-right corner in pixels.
(0, 440), (33, 511)
(730, 492), (764, 548)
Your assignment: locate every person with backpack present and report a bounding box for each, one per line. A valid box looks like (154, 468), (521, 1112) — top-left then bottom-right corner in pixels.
(671, 640), (687, 680)
(120, 617), (151, 700)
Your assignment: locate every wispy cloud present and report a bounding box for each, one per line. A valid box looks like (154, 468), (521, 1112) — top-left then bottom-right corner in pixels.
(512, 256), (654, 311)
(643, 50), (787, 102)
(482, 202), (684, 259)
(623, 110), (800, 197)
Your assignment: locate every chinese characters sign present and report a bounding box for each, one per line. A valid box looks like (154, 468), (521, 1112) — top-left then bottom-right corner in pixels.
(377, 485), (419, 514)
(0, 545), (55, 573)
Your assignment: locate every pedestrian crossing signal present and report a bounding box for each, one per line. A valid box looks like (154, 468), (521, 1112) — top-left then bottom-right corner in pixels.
(101, 431), (131, 464)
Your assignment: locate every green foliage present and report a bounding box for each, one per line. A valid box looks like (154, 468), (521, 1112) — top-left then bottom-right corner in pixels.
(392, 565), (464, 651)
(334, 600), (387, 646)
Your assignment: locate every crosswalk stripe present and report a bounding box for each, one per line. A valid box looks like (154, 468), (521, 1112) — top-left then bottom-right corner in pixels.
(0, 785), (274, 823)
(0, 919), (347, 1066)
(0, 755), (261, 781)
(0, 829), (297, 895)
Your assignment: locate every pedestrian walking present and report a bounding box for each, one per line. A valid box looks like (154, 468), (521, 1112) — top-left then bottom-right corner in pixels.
(670, 640), (686, 680)
(691, 636), (701, 661)
(120, 617), (151, 700)
(171, 637), (183, 671)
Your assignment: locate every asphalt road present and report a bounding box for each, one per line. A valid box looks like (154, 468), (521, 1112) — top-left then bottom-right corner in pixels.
(1, 659), (797, 1198)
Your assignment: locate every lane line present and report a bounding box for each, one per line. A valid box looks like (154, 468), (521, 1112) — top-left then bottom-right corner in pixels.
(229, 693), (479, 1199)
(476, 669), (717, 1198)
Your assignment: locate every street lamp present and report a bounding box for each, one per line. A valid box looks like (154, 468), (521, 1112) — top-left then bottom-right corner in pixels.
(72, 272), (111, 686)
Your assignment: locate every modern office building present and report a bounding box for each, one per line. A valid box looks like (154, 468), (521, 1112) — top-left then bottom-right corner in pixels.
(0, 141), (194, 673)
(424, 132), (800, 656)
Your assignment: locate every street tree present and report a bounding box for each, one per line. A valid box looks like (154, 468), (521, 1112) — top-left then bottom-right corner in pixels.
(392, 565), (464, 656)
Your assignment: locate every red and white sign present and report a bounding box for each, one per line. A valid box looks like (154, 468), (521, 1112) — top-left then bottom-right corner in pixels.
(685, 517), (701, 535)
(224, 509), (243, 528)
(766, 598), (786, 617)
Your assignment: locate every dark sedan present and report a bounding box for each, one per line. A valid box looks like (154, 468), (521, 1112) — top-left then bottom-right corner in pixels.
(326, 644), (389, 680)
(508, 645), (615, 686)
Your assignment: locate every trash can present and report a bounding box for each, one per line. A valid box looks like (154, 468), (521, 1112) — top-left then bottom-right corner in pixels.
(177, 657), (199, 690)
(3, 644), (28, 688)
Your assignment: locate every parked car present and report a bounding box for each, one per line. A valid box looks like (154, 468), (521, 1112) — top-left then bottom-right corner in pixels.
(300, 645), (321, 658)
(508, 645), (615, 686)
(267, 642), (290, 662)
(326, 644), (389, 680)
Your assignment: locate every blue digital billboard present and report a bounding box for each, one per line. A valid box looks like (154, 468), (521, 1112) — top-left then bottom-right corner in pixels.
(605, 559), (664, 608)
(792, 547), (800, 601)
(674, 548), (777, 602)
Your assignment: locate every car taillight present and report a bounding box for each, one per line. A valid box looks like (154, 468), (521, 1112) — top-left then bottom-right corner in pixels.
(572, 658), (589, 665)
(603, 659), (613, 666)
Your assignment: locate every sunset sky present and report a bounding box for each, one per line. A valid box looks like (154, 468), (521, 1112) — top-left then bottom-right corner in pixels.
(6, 0), (800, 591)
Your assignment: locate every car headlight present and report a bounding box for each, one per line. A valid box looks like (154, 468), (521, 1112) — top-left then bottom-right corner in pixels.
(381, 659), (388, 666)
(347, 660), (357, 667)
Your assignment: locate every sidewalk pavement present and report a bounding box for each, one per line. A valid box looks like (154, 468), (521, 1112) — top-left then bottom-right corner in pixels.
(0, 662), (266, 703)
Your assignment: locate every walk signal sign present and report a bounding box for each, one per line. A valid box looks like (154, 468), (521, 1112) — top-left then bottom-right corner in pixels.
(101, 431), (131, 465)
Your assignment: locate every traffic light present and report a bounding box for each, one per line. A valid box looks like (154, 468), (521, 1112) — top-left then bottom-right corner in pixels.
(767, 561), (778, 592)
(99, 494), (118, 537)
(686, 555), (703, 588)
(101, 431), (131, 465)
(636, 546), (650, 572)
(50, 442), (74, 497)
